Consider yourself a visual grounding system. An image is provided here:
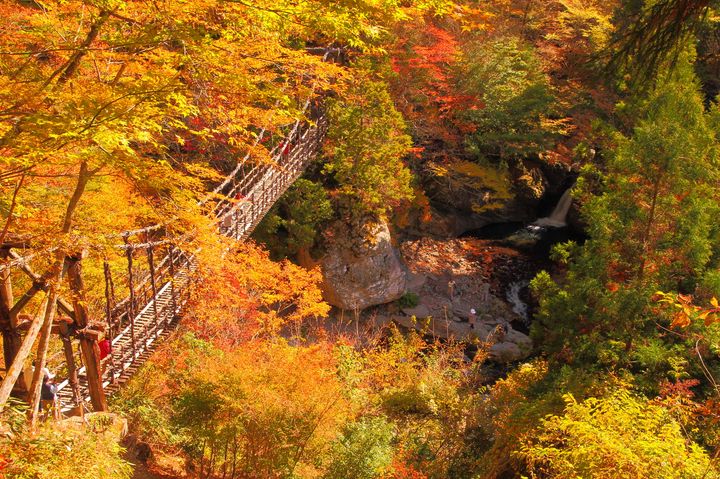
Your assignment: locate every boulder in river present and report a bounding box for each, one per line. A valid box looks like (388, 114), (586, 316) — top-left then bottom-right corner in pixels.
(321, 219), (407, 311)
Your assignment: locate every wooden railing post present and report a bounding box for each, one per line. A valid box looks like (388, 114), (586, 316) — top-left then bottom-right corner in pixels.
(168, 245), (177, 315)
(103, 261), (117, 383)
(66, 253), (108, 412)
(60, 331), (82, 411)
(124, 239), (137, 359)
(146, 245), (159, 325)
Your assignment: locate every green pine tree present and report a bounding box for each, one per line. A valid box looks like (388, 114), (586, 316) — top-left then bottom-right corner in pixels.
(532, 49), (720, 374)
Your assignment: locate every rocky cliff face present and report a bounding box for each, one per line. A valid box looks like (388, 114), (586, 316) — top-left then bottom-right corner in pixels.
(321, 219), (407, 311)
(415, 158), (575, 237)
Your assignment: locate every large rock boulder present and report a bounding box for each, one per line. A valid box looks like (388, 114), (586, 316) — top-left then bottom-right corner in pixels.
(513, 163), (546, 210)
(321, 219), (407, 311)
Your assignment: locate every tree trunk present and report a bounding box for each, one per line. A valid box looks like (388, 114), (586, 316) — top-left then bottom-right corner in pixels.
(0, 248), (25, 391)
(637, 172), (663, 281)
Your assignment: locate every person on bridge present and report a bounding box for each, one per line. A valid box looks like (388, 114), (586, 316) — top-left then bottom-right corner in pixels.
(99, 338), (111, 360)
(282, 141), (291, 159)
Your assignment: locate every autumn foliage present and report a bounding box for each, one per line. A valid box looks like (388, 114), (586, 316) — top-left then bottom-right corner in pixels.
(184, 242), (329, 344)
(5, 1), (720, 478)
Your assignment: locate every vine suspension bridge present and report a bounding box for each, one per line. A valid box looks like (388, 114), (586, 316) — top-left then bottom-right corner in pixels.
(0, 102), (329, 414)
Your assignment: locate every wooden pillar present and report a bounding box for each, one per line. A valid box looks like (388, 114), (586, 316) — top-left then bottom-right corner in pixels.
(66, 254), (107, 412)
(28, 283), (59, 427)
(233, 208), (239, 240)
(146, 245), (159, 325)
(103, 262), (117, 383)
(60, 333), (82, 410)
(0, 248), (30, 394)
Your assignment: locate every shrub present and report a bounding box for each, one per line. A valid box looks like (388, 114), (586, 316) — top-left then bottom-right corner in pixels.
(397, 292), (420, 309)
(1, 402), (131, 479)
(517, 391), (717, 478)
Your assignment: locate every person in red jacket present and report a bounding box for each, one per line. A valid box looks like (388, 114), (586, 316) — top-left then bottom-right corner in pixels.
(98, 338), (111, 360)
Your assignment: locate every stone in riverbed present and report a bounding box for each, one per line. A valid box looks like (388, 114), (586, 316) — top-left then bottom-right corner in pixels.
(321, 219), (407, 311)
(505, 328), (533, 356)
(486, 326), (533, 362)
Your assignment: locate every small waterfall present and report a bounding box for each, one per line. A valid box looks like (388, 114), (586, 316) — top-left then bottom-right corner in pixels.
(506, 280), (529, 324)
(533, 188), (573, 228)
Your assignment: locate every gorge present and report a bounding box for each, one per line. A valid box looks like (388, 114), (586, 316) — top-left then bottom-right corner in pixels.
(4, 1), (720, 478)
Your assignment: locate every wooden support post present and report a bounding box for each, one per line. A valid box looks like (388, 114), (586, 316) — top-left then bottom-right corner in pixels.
(60, 333), (82, 410)
(67, 254), (107, 412)
(0, 248), (29, 394)
(168, 246), (177, 316)
(0, 294), (48, 410)
(28, 284), (60, 427)
(103, 262), (117, 383)
(78, 336), (106, 410)
(233, 208), (239, 240)
(9, 281), (44, 319)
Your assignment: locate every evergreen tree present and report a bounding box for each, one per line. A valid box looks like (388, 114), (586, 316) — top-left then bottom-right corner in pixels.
(532, 50), (720, 370)
(324, 75), (414, 219)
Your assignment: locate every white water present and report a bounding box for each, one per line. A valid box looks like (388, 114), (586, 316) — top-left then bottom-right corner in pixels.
(506, 280), (529, 324)
(533, 188), (573, 228)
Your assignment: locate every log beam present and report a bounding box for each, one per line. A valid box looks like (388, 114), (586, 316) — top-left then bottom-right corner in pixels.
(61, 334), (82, 411)
(8, 250), (75, 319)
(15, 315), (74, 335)
(0, 248), (30, 394)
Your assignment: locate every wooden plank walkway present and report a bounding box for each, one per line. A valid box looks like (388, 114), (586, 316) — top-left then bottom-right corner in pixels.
(55, 257), (193, 410)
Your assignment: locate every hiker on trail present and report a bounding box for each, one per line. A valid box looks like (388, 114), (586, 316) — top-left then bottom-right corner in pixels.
(32, 361), (54, 385)
(480, 282), (490, 305)
(468, 308), (477, 330)
(41, 374), (57, 401)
